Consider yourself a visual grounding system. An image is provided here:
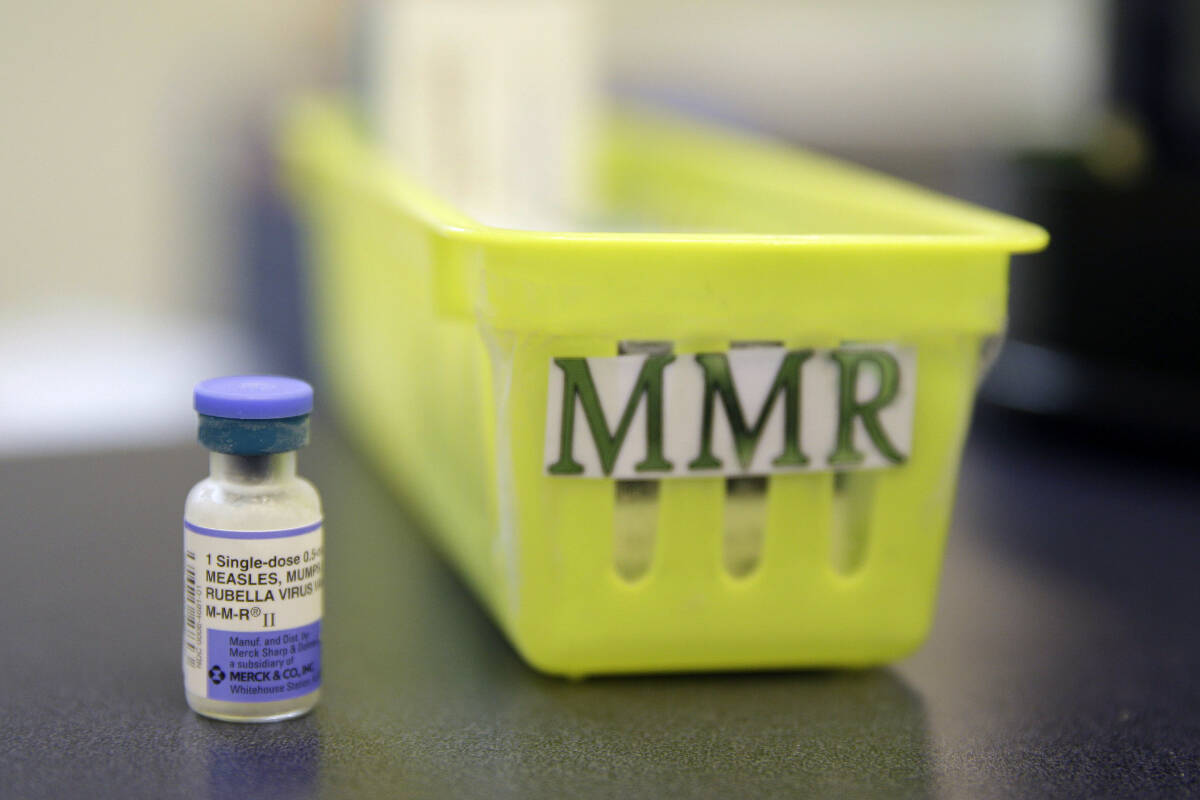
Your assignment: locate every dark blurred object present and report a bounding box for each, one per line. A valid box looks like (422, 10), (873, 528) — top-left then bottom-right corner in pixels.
(244, 134), (314, 381)
(984, 0), (1200, 439)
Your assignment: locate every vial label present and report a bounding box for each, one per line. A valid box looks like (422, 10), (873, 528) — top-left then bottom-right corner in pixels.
(183, 520), (323, 703)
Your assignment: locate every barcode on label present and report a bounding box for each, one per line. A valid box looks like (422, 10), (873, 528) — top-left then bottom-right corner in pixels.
(183, 551), (201, 669)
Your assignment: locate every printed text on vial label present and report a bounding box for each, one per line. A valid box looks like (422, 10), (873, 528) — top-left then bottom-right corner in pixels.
(183, 524), (323, 700)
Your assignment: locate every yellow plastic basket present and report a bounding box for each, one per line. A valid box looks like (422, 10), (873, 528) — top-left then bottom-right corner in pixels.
(282, 98), (1047, 676)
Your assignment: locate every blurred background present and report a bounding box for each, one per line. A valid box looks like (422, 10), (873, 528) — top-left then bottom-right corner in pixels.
(1, 0), (1195, 457)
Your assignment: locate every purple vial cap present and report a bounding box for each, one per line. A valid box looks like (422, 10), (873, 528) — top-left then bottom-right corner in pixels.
(194, 375), (313, 420)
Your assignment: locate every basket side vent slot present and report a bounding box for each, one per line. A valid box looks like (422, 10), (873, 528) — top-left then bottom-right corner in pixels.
(613, 340), (672, 582)
(831, 471), (874, 575)
(719, 341), (783, 579)
(724, 476), (768, 578)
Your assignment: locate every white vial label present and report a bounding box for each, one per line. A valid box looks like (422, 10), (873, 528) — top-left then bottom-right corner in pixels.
(182, 520), (323, 702)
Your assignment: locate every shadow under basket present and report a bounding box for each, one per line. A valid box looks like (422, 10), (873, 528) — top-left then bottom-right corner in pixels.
(282, 98), (1047, 677)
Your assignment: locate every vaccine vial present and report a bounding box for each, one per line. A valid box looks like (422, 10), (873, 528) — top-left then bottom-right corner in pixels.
(183, 376), (323, 722)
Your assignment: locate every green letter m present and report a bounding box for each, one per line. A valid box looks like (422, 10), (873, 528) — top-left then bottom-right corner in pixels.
(688, 349), (813, 472)
(548, 354), (676, 477)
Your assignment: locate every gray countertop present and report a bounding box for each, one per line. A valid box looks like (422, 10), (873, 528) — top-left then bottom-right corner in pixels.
(2, 411), (1197, 799)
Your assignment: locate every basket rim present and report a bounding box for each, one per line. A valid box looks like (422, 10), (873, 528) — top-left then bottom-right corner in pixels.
(281, 96), (1049, 255)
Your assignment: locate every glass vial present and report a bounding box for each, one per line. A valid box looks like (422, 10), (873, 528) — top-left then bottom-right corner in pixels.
(184, 375), (324, 722)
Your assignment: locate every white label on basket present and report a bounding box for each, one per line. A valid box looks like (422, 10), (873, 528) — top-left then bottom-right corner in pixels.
(544, 345), (916, 479)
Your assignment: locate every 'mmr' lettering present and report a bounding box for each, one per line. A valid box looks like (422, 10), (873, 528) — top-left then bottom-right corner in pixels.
(828, 349), (906, 466)
(689, 350), (813, 471)
(548, 354), (675, 476)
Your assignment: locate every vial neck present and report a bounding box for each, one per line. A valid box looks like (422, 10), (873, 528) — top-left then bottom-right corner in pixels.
(209, 452), (297, 485)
